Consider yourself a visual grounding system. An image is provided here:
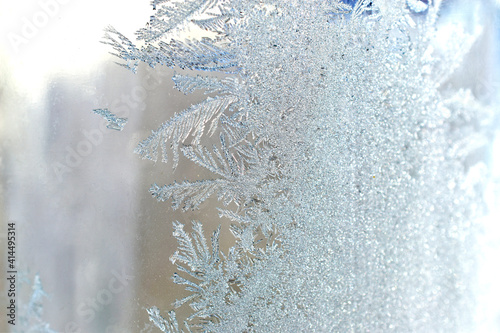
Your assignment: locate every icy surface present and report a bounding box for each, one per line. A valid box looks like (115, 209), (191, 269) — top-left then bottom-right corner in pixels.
(105, 0), (495, 331)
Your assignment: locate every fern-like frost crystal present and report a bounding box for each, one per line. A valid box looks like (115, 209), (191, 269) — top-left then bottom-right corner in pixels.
(106, 0), (496, 331)
(93, 108), (128, 131)
(17, 275), (57, 333)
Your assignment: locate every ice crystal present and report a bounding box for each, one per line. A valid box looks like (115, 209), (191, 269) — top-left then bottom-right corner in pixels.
(17, 275), (57, 333)
(93, 108), (128, 131)
(406, 0), (428, 13)
(106, 0), (495, 331)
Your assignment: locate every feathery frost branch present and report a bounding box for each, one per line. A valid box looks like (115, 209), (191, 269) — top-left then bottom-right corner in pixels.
(135, 95), (238, 167)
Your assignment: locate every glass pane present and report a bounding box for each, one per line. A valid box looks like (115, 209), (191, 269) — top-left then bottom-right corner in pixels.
(1, 1), (500, 332)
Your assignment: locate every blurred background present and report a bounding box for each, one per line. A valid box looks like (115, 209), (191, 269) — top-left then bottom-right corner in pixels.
(0, 0), (499, 332)
(0, 1), (217, 331)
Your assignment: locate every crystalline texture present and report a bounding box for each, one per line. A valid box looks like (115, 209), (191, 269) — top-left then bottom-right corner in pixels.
(17, 275), (57, 333)
(105, 0), (495, 331)
(93, 108), (128, 131)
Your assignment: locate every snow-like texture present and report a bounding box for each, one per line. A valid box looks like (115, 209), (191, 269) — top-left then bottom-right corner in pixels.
(106, 0), (495, 331)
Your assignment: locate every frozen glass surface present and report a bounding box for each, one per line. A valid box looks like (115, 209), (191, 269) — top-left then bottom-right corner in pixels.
(1, 1), (500, 332)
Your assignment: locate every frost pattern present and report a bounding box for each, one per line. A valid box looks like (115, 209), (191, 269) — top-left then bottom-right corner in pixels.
(93, 108), (128, 131)
(406, 0), (428, 13)
(106, 0), (495, 331)
(17, 275), (57, 333)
